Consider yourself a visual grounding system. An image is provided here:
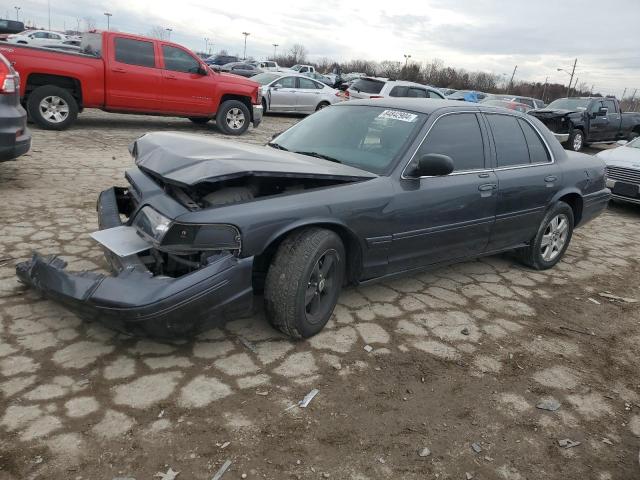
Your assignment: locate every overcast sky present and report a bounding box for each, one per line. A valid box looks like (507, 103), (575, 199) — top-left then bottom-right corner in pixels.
(9, 0), (639, 96)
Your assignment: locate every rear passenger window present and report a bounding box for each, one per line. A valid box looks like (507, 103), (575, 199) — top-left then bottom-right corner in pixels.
(408, 88), (427, 98)
(115, 38), (155, 68)
(428, 90), (444, 99)
(518, 119), (551, 163)
(417, 113), (485, 172)
(389, 86), (408, 97)
(486, 114), (529, 167)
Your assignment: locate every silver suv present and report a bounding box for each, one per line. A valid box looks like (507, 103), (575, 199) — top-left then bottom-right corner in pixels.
(347, 77), (445, 100)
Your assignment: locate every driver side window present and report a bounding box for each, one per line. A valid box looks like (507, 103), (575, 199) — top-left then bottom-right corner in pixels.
(162, 45), (201, 73)
(590, 101), (604, 113)
(415, 113), (485, 172)
(275, 76), (296, 88)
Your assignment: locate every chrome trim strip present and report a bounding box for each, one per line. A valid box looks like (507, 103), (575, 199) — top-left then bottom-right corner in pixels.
(401, 110), (556, 179)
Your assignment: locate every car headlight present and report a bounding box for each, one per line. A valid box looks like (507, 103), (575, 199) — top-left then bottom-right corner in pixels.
(132, 206), (241, 252)
(132, 206), (172, 243)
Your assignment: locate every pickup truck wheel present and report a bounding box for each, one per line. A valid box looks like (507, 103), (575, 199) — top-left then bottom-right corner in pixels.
(264, 228), (346, 339)
(188, 117), (210, 124)
(216, 100), (250, 135)
(519, 201), (574, 270)
(566, 129), (584, 152)
(27, 85), (78, 130)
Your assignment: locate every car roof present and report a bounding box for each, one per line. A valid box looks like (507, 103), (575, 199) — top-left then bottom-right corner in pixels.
(335, 98), (531, 116)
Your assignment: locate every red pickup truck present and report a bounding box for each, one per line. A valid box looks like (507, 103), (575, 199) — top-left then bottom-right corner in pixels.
(0, 31), (263, 135)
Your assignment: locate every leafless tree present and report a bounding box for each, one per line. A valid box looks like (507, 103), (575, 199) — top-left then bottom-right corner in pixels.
(82, 16), (96, 32)
(148, 26), (166, 40)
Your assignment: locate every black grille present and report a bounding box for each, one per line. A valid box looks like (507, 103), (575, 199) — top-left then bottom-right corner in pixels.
(540, 118), (567, 133)
(606, 166), (640, 185)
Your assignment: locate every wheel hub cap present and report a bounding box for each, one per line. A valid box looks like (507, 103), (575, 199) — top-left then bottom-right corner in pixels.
(225, 108), (245, 130)
(39, 96), (69, 123)
(540, 214), (569, 262)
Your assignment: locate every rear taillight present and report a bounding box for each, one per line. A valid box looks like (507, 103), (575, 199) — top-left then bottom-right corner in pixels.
(256, 88), (262, 105)
(0, 61), (18, 94)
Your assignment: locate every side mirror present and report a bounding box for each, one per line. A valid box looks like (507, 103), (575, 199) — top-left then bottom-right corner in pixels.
(412, 154), (454, 177)
(616, 140), (628, 146)
(197, 65), (207, 75)
(597, 107), (608, 116)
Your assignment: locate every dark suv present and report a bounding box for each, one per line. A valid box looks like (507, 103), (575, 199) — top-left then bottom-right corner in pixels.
(204, 54), (240, 67)
(0, 52), (30, 161)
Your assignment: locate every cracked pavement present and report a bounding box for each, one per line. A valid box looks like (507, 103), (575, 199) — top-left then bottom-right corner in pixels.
(1, 111), (639, 479)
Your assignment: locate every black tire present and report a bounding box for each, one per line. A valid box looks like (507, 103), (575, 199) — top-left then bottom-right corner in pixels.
(262, 98), (268, 114)
(315, 101), (330, 111)
(628, 131), (639, 141)
(189, 117), (210, 124)
(215, 99), (250, 135)
(565, 129), (584, 152)
(27, 85), (78, 130)
(264, 228), (346, 339)
(202, 186), (254, 207)
(519, 202), (574, 270)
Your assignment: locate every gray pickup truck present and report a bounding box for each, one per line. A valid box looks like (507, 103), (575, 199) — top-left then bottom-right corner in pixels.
(529, 97), (640, 152)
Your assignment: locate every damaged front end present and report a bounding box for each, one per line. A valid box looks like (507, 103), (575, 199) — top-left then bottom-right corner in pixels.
(16, 186), (254, 337)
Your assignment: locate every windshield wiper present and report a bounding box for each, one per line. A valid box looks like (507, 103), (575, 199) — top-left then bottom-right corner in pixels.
(294, 151), (342, 164)
(267, 142), (289, 151)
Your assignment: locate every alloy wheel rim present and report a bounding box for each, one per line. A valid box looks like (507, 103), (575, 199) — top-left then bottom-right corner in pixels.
(573, 133), (582, 151)
(305, 249), (339, 324)
(540, 213), (569, 262)
(39, 96), (69, 123)
(225, 108), (245, 130)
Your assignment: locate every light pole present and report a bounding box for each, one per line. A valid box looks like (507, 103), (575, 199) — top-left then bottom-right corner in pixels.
(204, 37), (209, 54)
(272, 43), (278, 60)
(47, 0), (51, 30)
(104, 12), (112, 31)
(242, 32), (250, 60)
(14, 6), (20, 21)
(557, 58), (577, 97)
(403, 54), (411, 68)
(165, 28), (172, 40)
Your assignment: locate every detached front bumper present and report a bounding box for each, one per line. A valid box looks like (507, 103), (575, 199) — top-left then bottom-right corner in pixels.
(252, 103), (263, 127)
(16, 187), (254, 337)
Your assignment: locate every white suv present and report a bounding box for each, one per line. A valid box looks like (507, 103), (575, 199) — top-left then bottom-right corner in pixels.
(347, 77), (445, 100)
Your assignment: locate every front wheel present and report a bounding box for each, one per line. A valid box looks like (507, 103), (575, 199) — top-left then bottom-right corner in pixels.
(565, 129), (584, 152)
(519, 202), (574, 270)
(215, 100), (250, 135)
(264, 228), (346, 338)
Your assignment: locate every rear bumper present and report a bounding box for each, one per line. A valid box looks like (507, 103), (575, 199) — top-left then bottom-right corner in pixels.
(252, 104), (263, 127)
(579, 189), (612, 226)
(0, 103), (31, 161)
(16, 187), (254, 337)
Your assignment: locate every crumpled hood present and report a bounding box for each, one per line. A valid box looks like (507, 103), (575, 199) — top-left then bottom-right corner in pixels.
(130, 132), (378, 187)
(529, 108), (581, 118)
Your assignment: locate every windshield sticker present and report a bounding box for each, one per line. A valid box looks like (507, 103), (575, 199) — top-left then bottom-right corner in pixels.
(377, 110), (418, 122)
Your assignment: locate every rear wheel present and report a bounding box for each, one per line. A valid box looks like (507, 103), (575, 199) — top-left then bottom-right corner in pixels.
(565, 129), (584, 152)
(189, 117), (210, 124)
(27, 85), (78, 130)
(519, 202), (574, 270)
(315, 101), (330, 111)
(216, 100), (250, 135)
(264, 228), (345, 338)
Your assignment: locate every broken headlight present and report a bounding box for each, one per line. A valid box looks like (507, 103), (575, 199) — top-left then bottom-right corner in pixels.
(132, 206), (172, 243)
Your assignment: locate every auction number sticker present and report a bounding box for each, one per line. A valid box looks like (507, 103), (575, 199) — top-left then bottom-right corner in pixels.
(377, 110), (418, 122)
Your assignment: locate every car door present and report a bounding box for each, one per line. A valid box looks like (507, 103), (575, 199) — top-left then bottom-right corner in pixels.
(588, 100), (609, 141)
(160, 44), (212, 115)
(267, 76), (297, 112)
(389, 111), (498, 272)
(483, 113), (561, 251)
(297, 77), (324, 113)
(603, 99), (622, 139)
(105, 36), (162, 111)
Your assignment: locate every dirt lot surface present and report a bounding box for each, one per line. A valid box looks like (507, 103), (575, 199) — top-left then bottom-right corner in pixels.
(1, 111), (639, 480)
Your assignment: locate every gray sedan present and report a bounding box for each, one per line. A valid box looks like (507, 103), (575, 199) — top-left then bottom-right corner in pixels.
(252, 72), (343, 114)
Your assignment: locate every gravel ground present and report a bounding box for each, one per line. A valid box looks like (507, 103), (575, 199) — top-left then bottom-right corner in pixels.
(1, 110), (639, 480)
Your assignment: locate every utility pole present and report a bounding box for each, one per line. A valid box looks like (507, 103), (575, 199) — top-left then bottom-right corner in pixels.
(272, 43), (278, 59)
(541, 76), (549, 102)
(242, 32), (250, 60)
(507, 65), (517, 94)
(569, 77), (579, 97)
(621, 87), (627, 100)
(566, 58), (577, 97)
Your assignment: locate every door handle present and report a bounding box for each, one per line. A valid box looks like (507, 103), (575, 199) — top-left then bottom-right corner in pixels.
(478, 183), (497, 191)
(111, 67), (126, 73)
(478, 172), (491, 178)
(165, 75), (177, 80)
(544, 175), (557, 183)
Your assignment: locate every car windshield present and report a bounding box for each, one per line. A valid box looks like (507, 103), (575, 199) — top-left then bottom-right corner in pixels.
(546, 98), (590, 111)
(271, 105), (426, 174)
(351, 78), (384, 94)
(290, 65), (303, 71)
(252, 73), (282, 85)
